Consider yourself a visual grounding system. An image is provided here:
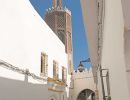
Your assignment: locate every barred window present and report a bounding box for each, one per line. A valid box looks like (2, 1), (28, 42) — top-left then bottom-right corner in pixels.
(41, 52), (48, 77)
(62, 67), (67, 82)
(53, 60), (59, 79)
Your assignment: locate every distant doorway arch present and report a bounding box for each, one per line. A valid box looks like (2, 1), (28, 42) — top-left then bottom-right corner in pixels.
(50, 95), (57, 100)
(50, 97), (56, 100)
(77, 89), (95, 100)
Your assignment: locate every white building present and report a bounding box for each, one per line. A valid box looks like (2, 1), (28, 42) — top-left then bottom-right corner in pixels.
(69, 65), (98, 100)
(81, 0), (130, 100)
(0, 0), (71, 100)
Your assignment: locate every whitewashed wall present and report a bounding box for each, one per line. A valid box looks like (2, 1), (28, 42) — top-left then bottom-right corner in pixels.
(101, 0), (130, 99)
(80, 0), (130, 100)
(122, 0), (130, 95)
(72, 70), (96, 100)
(0, 0), (67, 81)
(0, 0), (69, 99)
(124, 30), (130, 95)
(0, 75), (48, 100)
(48, 90), (67, 100)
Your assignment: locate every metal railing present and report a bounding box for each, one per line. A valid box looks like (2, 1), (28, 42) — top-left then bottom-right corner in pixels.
(0, 59), (46, 82)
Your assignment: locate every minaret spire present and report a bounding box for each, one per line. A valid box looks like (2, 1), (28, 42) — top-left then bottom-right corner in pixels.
(53, 0), (57, 8)
(53, 0), (62, 8)
(57, 0), (62, 8)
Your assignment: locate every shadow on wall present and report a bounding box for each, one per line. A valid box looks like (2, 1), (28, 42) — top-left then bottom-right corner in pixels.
(0, 76), (48, 100)
(124, 29), (130, 94)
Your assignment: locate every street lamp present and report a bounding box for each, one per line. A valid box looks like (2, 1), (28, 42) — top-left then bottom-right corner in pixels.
(78, 62), (85, 72)
(77, 58), (91, 72)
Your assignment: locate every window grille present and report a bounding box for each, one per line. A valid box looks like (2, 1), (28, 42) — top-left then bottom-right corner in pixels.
(53, 60), (59, 79)
(41, 52), (48, 77)
(62, 67), (67, 82)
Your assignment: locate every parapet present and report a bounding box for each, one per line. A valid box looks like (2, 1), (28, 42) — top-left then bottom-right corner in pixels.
(46, 6), (71, 15)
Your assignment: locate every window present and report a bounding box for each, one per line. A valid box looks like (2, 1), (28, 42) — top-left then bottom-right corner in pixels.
(41, 52), (48, 77)
(53, 60), (59, 79)
(62, 67), (67, 82)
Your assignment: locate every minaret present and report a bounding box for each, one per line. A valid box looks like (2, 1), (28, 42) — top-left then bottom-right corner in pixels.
(45, 0), (73, 74)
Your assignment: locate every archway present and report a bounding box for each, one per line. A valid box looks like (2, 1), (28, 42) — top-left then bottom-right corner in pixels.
(49, 95), (57, 100)
(50, 97), (56, 100)
(77, 89), (95, 100)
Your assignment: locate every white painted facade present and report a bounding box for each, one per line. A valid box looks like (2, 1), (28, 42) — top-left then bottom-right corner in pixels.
(81, 0), (130, 100)
(0, 0), (70, 100)
(70, 69), (97, 100)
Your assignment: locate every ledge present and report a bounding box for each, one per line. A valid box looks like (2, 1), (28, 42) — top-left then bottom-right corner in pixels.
(47, 77), (66, 86)
(48, 88), (64, 93)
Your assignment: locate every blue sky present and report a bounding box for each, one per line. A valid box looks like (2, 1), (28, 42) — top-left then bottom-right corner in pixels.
(30, 0), (91, 70)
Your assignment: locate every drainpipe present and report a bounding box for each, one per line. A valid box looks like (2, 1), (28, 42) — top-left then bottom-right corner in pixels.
(99, 66), (106, 100)
(97, 0), (106, 99)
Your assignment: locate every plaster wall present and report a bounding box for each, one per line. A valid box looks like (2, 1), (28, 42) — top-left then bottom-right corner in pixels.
(0, 0), (69, 99)
(0, 76), (48, 100)
(80, 0), (130, 99)
(122, 0), (130, 95)
(121, 0), (130, 30)
(101, 0), (130, 99)
(48, 90), (67, 100)
(0, 0), (68, 82)
(72, 70), (96, 100)
(124, 30), (130, 95)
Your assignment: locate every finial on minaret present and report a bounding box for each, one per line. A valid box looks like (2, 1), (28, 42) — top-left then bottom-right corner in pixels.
(53, 0), (57, 8)
(57, 0), (62, 8)
(53, 0), (62, 9)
